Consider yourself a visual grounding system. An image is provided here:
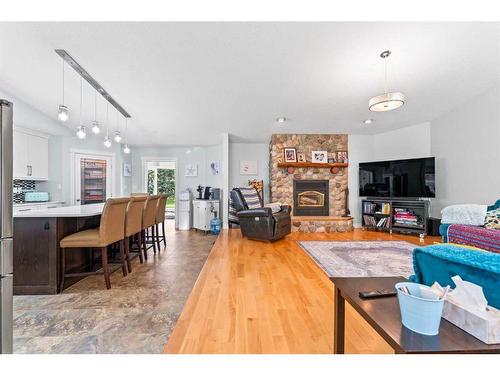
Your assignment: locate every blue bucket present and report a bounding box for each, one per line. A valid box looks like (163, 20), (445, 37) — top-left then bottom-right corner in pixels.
(395, 282), (444, 336)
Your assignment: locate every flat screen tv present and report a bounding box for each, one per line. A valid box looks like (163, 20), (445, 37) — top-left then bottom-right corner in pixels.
(359, 157), (435, 198)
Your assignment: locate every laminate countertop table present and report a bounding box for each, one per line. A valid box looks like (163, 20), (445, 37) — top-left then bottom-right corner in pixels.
(13, 204), (105, 294)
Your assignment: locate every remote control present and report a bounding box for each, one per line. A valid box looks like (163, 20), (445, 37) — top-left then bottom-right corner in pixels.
(359, 289), (397, 299)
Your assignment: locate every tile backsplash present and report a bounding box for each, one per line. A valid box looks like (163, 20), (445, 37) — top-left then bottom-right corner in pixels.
(13, 179), (36, 203)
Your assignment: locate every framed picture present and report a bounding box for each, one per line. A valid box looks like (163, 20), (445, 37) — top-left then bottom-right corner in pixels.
(311, 150), (328, 163)
(327, 157), (336, 164)
(240, 160), (258, 175)
(210, 161), (220, 175)
(337, 151), (348, 163)
(283, 147), (297, 163)
(185, 164), (198, 177)
(297, 152), (306, 162)
(122, 163), (132, 177)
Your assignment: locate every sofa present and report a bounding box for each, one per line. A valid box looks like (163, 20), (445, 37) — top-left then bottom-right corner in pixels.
(439, 199), (500, 253)
(410, 244), (500, 309)
(230, 187), (292, 242)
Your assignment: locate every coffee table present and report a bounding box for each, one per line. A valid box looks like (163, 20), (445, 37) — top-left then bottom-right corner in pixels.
(331, 276), (500, 354)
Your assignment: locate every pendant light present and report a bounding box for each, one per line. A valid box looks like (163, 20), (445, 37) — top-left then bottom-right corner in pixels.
(91, 90), (101, 134)
(123, 117), (131, 154)
(76, 77), (86, 139)
(368, 50), (405, 112)
(104, 102), (112, 148)
(57, 58), (69, 122)
(113, 109), (122, 143)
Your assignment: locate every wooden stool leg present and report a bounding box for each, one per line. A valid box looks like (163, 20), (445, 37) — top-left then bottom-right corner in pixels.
(59, 247), (66, 293)
(142, 229), (148, 260)
(162, 221), (166, 245)
(152, 225), (157, 254)
(102, 246), (111, 289)
(155, 223), (161, 251)
(119, 239), (128, 277)
(137, 231), (144, 263)
(125, 236), (132, 272)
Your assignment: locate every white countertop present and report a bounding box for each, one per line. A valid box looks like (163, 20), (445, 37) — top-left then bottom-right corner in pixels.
(14, 203), (105, 218)
(14, 201), (65, 207)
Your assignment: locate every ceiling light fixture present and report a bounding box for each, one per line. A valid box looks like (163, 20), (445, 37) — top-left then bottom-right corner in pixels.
(363, 119), (374, 125)
(91, 90), (101, 134)
(276, 117), (286, 123)
(114, 109), (122, 143)
(76, 77), (86, 139)
(123, 117), (131, 154)
(369, 50), (405, 112)
(57, 58), (69, 122)
(104, 102), (112, 148)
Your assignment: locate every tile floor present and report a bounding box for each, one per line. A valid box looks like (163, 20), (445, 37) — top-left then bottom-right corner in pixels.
(13, 221), (217, 354)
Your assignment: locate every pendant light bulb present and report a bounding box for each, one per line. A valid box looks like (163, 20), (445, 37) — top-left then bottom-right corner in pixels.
(58, 58), (69, 122)
(58, 105), (69, 122)
(104, 135), (112, 148)
(76, 126), (86, 139)
(123, 144), (131, 154)
(114, 131), (122, 143)
(91, 121), (101, 134)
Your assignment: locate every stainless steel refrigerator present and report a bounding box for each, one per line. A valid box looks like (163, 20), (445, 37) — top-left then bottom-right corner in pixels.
(0, 99), (13, 354)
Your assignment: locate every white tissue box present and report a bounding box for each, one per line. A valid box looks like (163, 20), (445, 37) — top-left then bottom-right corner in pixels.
(442, 299), (500, 344)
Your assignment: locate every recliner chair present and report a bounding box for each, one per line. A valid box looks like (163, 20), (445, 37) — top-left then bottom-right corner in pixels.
(230, 188), (292, 242)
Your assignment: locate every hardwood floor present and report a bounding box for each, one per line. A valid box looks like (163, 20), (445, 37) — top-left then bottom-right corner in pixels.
(164, 228), (439, 354)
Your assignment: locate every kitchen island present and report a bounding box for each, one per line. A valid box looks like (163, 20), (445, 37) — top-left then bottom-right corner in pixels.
(13, 203), (104, 295)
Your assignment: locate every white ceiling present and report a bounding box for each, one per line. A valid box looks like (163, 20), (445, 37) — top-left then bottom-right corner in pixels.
(0, 22), (499, 145)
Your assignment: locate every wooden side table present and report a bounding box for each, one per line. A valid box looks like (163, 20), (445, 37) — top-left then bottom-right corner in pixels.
(331, 276), (500, 354)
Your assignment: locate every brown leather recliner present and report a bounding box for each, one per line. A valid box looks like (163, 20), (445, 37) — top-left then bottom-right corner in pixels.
(230, 188), (292, 242)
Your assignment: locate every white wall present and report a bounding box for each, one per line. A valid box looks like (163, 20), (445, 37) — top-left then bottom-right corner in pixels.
(431, 85), (500, 216)
(229, 142), (270, 202)
(348, 135), (374, 227)
(372, 122), (431, 161)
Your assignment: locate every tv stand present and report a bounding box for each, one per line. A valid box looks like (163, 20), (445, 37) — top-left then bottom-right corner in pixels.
(361, 197), (429, 237)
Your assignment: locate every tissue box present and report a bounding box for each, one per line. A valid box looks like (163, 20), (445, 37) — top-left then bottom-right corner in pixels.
(442, 299), (500, 344)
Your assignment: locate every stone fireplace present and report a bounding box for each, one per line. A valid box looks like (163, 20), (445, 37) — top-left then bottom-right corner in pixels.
(293, 179), (329, 216)
(270, 134), (353, 233)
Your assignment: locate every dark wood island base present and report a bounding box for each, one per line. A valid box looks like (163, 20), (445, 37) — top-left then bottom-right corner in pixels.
(13, 212), (101, 295)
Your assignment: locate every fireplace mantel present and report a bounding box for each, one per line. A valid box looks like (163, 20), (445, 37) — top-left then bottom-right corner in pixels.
(277, 162), (348, 174)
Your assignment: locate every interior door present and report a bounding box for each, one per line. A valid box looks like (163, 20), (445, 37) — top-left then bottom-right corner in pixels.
(73, 153), (113, 205)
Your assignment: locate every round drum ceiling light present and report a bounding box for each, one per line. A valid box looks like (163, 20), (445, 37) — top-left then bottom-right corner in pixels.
(369, 50), (405, 112)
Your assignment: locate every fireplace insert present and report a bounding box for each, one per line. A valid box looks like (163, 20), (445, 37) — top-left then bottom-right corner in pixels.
(293, 179), (329, 216)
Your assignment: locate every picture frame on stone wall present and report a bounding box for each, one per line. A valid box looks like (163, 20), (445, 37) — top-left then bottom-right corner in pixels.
(336, 151), (348, 163)
(284, 147), (297, 163)
(311, 150), (328, 163)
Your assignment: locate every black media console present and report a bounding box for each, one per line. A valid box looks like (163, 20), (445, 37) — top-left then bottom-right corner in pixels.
(361, 198), (429, 237)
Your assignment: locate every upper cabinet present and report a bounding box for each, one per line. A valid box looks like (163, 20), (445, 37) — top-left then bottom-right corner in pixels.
(13, 129), (49, 181)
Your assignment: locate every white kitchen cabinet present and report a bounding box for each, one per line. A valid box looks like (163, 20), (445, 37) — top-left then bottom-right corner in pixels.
(192, 199), (219, 231)
(13, 129), (49, 180)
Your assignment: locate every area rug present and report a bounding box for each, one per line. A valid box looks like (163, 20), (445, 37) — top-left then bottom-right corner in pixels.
(298, 241), (416, 278)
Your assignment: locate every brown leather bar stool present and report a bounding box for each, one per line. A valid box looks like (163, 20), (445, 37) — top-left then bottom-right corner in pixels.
(154, 194), (168, 249)
(124, 195), (147, 269)
(141, 194), (160, 259)
(59, 197), (130, 291)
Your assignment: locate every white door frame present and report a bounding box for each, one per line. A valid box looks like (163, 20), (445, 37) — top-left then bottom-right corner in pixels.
(70, 148), (117, 205)
(141, 156), (179, 228)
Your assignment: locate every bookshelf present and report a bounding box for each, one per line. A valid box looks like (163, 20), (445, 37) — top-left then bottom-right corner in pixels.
(361, 198), (429, 237)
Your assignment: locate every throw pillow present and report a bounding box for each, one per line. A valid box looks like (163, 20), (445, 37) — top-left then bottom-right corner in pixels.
(484, 208), (500, 229)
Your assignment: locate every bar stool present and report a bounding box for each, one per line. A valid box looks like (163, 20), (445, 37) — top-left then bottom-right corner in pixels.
(59, 197), (130, 291)
(124, 195), (147, 270)
(154, 194), (168, 249)
(141, 194), (160, 259)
